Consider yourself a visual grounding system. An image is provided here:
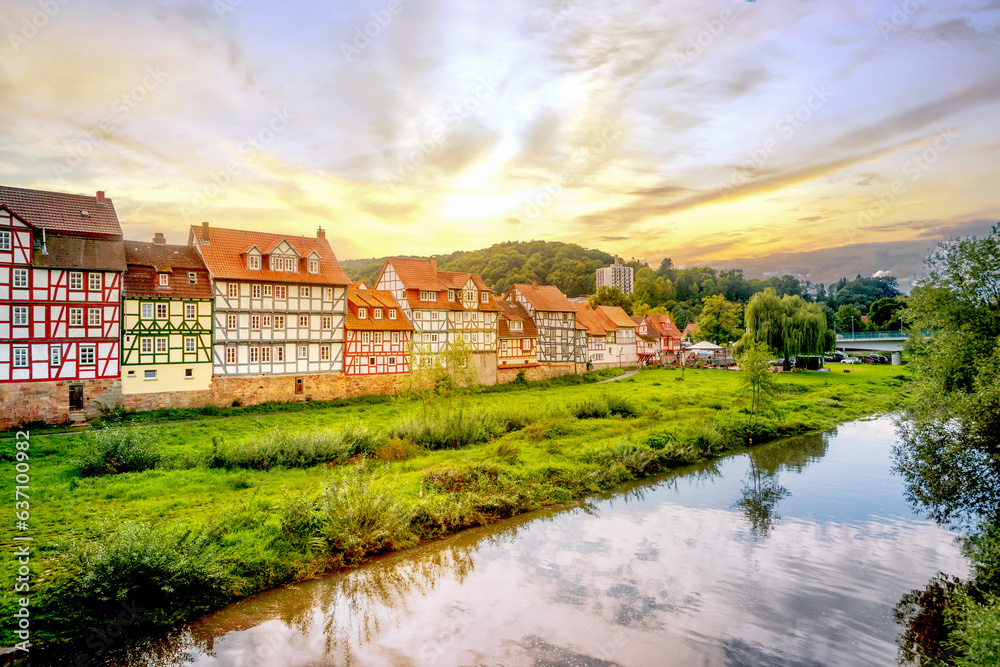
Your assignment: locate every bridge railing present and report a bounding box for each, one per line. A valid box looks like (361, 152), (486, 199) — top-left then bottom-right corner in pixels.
(835, 330), (930, 340)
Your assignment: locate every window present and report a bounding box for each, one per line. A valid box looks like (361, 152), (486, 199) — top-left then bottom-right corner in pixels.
(252, 284), (261, 299)
(501, 341), (508, 351)
(274, 346), (284, 362)
(158, 273), (169, 287)
(156, 338), (167, 353)
(225, 346), (237, 364)
(50, 345), (61, 366)
(389, 309), (397, 320)
(80, 345), (95, 365)
(388, 356), (396, 365)
(185, 368), (193, 378)
(249, 346), (259, 363)
(228, 283), (238, 298)
(431, 333), (438, 343)
(275, 285), (286, 300)
(511, 321), (522, 331)
(69, 272), (83, 290)
(144, 370), (157, 380)
(463, 333), (470, 342)
(465, 290), (475, 302)
(141, 303), (153, 319)
(471, 312), (478, 322)
(299, 315), (309, 328)
(264, 284), (273, 297)
(184, 337), (196, 353)
(263, 314), (272, 328)
(188, 272), (197, 285)
(522, 338), (531, 351)
(141, 338), (153, 353)
(300, 286), (310, 298)
(481, 292), (488, 303)
(274, 315), (285, 330)
(374, 332), (383, 344)
(369, 357), (376, 366)
(185, 303), (197, 320)
(392, 332), (399, 343)
(227, 314), (237, 330)
(358, 308), (367, 319)
(447, 290), (455, 301)
(0, 230), (10, 251)
(322, 316), (332, 330)
(13, 306), (27, 326)
(89, 273), (102, 291)
(251, 314), (260, 330)
(374, 308), (382, 320)
(414, 311), (422, 320)
(309, 259), (320, 274)
(261, 346), (271, 363)
(420, 291), (434, 301)
(298, 345), (308, 359)
(156, 303), (167, 319)
(13, 346), (28, 368)
(88, 308), (101, 326)
(285, 258), (295, 272)
(362, 331), (370, 344)
(13, 268), (28, 288)
(431, 312), (438, 320)
(248, 254), (260, 270)
(320, 345), (330, 361)
(127, 370), (135, 377)
(471, 333), (477, 343)
(323, 287), (333, 300)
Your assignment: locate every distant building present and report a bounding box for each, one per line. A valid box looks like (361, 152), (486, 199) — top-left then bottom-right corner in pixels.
(595, 256), (633, 296)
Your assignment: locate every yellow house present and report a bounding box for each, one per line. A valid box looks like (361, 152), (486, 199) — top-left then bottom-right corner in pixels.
(121, 236), (213, 395)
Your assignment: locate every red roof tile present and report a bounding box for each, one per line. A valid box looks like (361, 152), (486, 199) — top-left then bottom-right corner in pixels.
(496, 300), (538, 339)
(594, 305), (637, 330)
(572, 304), (607, 337)
(647, 314), (683, 339)
(385, 257), (448, 291)
(0, 185), (122, 237)
(509, 283), (575, 312)
(347, 286), (413, 331)
(190, 224), (350, 285)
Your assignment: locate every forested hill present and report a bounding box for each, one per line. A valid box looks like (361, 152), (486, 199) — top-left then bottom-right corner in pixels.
(340, 241), (614, 298)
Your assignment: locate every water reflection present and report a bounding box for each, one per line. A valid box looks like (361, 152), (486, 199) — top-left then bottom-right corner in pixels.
(96, 419), (965, 667)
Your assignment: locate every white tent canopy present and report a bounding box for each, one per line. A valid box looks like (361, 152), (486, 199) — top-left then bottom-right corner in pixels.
(686, 341), (726, 352)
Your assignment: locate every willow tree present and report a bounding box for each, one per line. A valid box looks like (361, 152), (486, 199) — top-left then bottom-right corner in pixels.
(740, 289), (833, 371)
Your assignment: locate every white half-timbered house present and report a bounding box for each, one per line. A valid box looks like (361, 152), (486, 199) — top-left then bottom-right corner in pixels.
(594, 305), (639, 369)
(189, 223), (351, 380)
(503, 283), (582, 364)
(374, 257), (453, 356)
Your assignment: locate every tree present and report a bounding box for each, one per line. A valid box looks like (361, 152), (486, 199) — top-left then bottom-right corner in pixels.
(737, 339), (777, 429)
(694, 294), (742, 345)
(671, 304), (695, 330)
(868, 296), (906, 330)
(588, 285), (632, 313)
(741, 289), (832, 371)
(835, 304), (865, 335)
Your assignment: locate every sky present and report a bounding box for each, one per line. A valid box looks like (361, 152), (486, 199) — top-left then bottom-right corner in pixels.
(2, 0), (999, 287)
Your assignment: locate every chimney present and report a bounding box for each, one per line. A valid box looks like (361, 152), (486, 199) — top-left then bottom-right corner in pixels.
(317, 226), (326, 241)
(201, 221), (210, 245)
(532, 280), (538, 288)
(430, 257), (437, 272)
(152, 232), (166, 245)
(96, 191), (106, 205)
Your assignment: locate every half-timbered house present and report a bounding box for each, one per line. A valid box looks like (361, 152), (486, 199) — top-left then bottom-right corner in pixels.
(344, 284), (412, 376)
(0, 186), (125, 427)
(439, 270), (499, 384)
(375, 257), (452, 357)
(503, 283), (582, 366)
(496, 299), (538, 369)
(121, 235), (213, 405)
(644, 314), (683, 364)
(190, 223), (350, 398)
(573, 304), (608, 366)
(594, 305), (639, 369)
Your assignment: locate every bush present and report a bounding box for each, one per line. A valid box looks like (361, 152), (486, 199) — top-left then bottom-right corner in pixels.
(78, 427), (162, 476)
(571, 394), (637, 419)
(375, 437), (418, 461)
(390, 406), (500, 449)
(209, 420), (382, 470)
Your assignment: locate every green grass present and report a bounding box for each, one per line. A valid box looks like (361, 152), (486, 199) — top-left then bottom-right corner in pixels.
(0, 364), (910, 654)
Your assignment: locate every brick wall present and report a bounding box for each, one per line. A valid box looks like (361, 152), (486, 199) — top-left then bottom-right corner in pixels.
(0, 379), (121, 430)
(496, 362), (582, 385)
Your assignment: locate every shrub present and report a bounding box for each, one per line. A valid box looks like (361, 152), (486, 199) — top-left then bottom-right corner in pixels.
(209, 420), (382, 470)
(279, 490), (326, 552)
(571, 394), (637, 419)
(78, 427), (162, 476)
(643, 432), (674, 450)
(390, 406), (500, 449)
(423, 464), (504, 494)
(375, 437), (418, 461)
(605, 394), (638, 417)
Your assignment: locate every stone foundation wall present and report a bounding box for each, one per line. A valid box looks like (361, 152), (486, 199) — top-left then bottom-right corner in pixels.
(496, 362), (581, 384)
(121, 388), (215, 413)
(208, 372), (409, 408)
(0, 378), (121, 430)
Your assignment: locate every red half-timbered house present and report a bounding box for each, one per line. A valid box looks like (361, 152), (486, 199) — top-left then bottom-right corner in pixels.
(0, 186), (126, 428)
(344, 284), (413, 376)
(496, 300), (538, 368)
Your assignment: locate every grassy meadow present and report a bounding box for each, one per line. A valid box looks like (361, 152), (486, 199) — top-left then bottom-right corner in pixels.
(1, 363), (911, 652)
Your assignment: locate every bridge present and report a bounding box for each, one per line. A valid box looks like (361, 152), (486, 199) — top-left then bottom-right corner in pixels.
(835, 330), (930, 362)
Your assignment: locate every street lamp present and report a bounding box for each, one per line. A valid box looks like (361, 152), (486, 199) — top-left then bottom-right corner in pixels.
(851, 316), (855, 337)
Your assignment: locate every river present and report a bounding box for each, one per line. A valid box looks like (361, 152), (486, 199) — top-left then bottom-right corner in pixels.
(104, 416), (968, 666)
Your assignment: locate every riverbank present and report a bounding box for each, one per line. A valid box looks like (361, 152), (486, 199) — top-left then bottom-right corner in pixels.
(1, 364), (911, 656)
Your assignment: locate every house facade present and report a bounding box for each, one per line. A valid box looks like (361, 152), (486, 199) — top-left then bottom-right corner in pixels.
(439, 270), (499, 384)
(573, 304), (608, 366)
(344, 283), (412, 377)
(190, 223), (350, 399)
(121, 236), (213, 407)
(645, 314), (683, 363)
(594, 305), (638, 369)
(496, 300), (538, 371)
(504, 283), (582, 367)
(0, 186), (126, 428)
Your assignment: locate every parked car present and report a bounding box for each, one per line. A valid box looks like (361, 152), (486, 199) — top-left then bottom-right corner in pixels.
(841, 356), (861, 364)
(830, 351), (849, 363)
(861, 354), (888, 364)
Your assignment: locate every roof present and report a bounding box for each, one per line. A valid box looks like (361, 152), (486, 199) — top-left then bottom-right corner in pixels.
(347, 286), (413, 331)
(510, 283), (575, 312)
(594, 305), (637, 330)
(33, 234), (126, 272)
(125, 241), (206, 272)
(572, 304), (607, 337)
(646, 314), (683, 339)
(683, 323), (698, 335)
(124, 241), (211, 299)
(0, 185), (122, 237)
(496, 300), (538, 339)
(384, 257), (448, 291)
(190, 225), (350, 285)
(688, 341), (726, 351)
(637, 332), (659, 343)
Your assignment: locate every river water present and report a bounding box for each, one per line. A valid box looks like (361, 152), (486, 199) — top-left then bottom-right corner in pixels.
(107, 416), (968, 666)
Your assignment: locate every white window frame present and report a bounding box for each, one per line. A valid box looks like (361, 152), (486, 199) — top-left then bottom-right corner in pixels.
(374, 332), (383, 344)
(389, 309), (397, 320)
(185, 303), (197, 320)
(13, 268), (28, 288)
(274, 346), (284, 362)
(322, 315), (332, 330)
(88, 308), (101, 326)
(225, 346), (237, 364)
(369, 357), (376, 366)
(297, 345), (308, 359)
(141, 338), (153, 353)
(50, 345), (61, 366)
(511, 321), (522, 331)
(264, 284), (273, 297)
(501, 340), (508, 351)
(309, 259), (320, 274)
(320, 345), (330, 361)
(89, 273), (102, 292)
(12, 306), (28, 326)
(261, 346), (271, 363)
(228, 283), (239, 299)
(299, 314), (309, 328)
(188, 272), (197, 285)
(465, 290), (475, 302)
(248, 254), (260, 271)
(227, 314), (238, 330)
(251, 314), (260, 330)
(184, 337), (196, 353)
(79, 344), (96, 366)
(420, 291), (434, 301)
(481, 292), (488, 303)
(285, 258), (295, 272)
(362, 331), (370, 344)
(374, 308), (382, 320)
(263, 314), (272, 328)
(323, 287), (332, 300)
(358, 307), (367, 319)
(300, 286), (311, 298)
(0, 230), (10, 251)
(522, 338), (531, 351)
(392, 331), (399, 343)
(447, 290), (455, 301)
(141, 303), (153, 319)
(69, 272), (83, 290)
(144, 369), (156, 380)
(431, 312), (438, 320)
(388, 356), (396, 365)
(252, 284), (261, 299)
(158, 273), (169, 287)
(12, 346), (28, 368)
(156, 338), (167, 353)
(156, 303), (168, 319)
(274, 315), (285, 330)
(249, 346), (260, 363)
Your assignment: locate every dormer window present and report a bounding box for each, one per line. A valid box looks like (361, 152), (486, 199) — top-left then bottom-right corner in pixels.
(158, 273), (169, 287)
(481, 292), (488, 303)
(359, 307), (367, 319)
(188, 272), (197, 284)
(420, 291), (435, 301)
(465, 290), (475, 302)
(389, 309), (397, 320)
(448, 290), (455, 301)
(308, 258), (320, 274)
(374, 308), (382, 320)
(511, 321), (523, 331)
(286, 258), (295, 272)
(248, 254), (260, 270)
